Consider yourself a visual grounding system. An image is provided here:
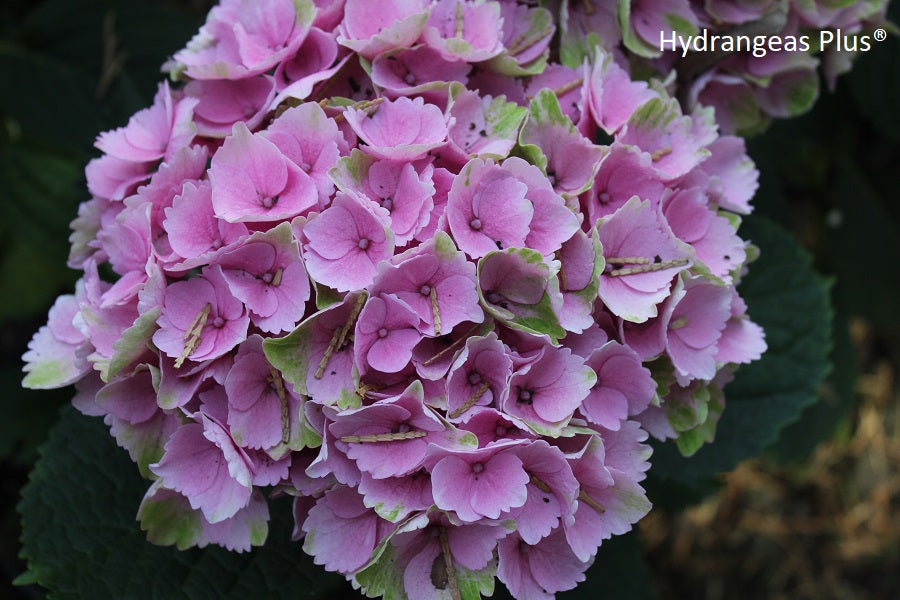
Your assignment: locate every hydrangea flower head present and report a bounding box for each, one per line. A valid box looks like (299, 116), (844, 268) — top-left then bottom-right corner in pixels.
(23, 0), (787, 596)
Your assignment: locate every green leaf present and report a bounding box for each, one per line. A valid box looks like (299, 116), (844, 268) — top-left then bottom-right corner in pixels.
(18, 405), (351, 599)
(649, 216), (833, 484)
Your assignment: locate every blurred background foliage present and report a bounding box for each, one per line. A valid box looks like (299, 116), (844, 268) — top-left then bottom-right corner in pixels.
(1, 0), (898, 598)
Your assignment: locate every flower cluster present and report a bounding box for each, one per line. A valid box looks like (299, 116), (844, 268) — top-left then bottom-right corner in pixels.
(570, 0), (890, 134)
(24, 0), (771, 597)
(616, 0), (887, 134)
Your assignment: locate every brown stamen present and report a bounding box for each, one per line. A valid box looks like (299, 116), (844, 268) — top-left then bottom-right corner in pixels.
(176, 303), (211, 368)
(271, 267), (283, 287)
(609, 258), (690, 276)
(650, 147), (673, 161)
(339, 430), (427, 443)
(423, 323), (480, 366)
(579, 489), (606, 513)
(506, 25), (555, 57)
(439, 527), (462, 600)
(430, 286), (442, 336)
(332, 97), (385, 124)
(268, 362), (291, 444)
(554, 77), (584, 98)
(355, 381), (385, 400)
(315, 294), (366, 379)
(529, 474), (553, 494)
(448, 382), (491, 419)
(605, 256), (651, 265)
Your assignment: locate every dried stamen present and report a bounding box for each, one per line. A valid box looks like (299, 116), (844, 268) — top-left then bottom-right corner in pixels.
(354, 381), (385, 400)
(423, 323), (480, 366)
(669, 316), (689, 330)
(439, 527), (462, 600)
(332, 97), (385, 124)
(608, 258), (689, 277)
(315, 294), (366, 379)
(650, 147), (673, 161)
(605, 256), (651, 265)
(448, 382), (491, 419)
(553, 77), (584, 98)
(271, 267), (283, 287)
(506, 25), (555, 57)
(529, 474), (553, 494)
(268, 362), (291, 444)
(339, 430), (427, 443)
(455, 2), (465, 38)
(430, 286), (442, 336)
(176, 303), (211, 368)
(582, 0), (595, 15)
(578, 489), (606, 513)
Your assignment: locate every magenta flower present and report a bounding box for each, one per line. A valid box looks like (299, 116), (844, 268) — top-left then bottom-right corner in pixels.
(447, 158), (533, 258)
(502, 344), (595, 436)
(95, 368), (179, 474)
(618, 97), (717, 181)
(421, 0), (505, 62)
(581, 341), (655, 429)
(153, 265), (249, 366)
(330, 150), (436, 246)
(264, 102), (346, 206)
(174, 0), (314, 79)
(370, 46), (471, 98)
(353, 294), (421, 374)
(22, 295), (91, 389)
(25, 0), (780, 588)
(497, 529), (591, 599)
(662, 187), (746, 283)
(716, 290), (767, 366)
(345, 96), (451, 162)
(444, 89), (527, 165)
(165, 180), (249, 266)
(225, 335), (303, 451)
(430, 440), (530, 522)
(210, 122), (318, 223)
(563, 434), (651, 561)
(336, 0), (429, 59)
(596, 197), (693, 323)
(150, 410), (254, 524)
(370, 231), (483, 336)
(186, 76), (276, 138)
(445, 332), (512, 419)
(586, 46), (656, 134)
(586, 142), (666, 222)
(664, 275), (733, 382)
(95, 82), (196, 164)
(302, 192), (395, 292)
(302, 484), (395, 573)
(501, 440), (579, 544)
(330, 381), (450, 478)
(216, 223), (310, 334)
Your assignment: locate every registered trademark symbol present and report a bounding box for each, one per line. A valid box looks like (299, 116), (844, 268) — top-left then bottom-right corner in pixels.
(874, 28), (887, 42)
